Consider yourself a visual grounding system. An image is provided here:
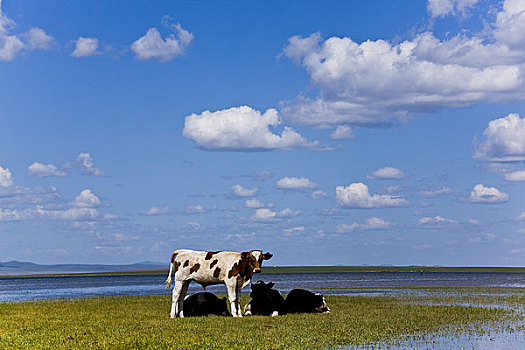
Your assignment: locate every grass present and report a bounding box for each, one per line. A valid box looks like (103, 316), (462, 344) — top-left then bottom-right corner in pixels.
(0, 290), (522, 350)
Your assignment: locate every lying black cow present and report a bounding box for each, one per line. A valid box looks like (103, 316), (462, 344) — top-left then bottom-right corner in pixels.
(286, 289), (330, 314)
(243, 281), (287, 316)
(183, 292), (230, 317)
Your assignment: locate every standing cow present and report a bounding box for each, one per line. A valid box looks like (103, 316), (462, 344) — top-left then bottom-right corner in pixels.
(165, 249), (272, 318)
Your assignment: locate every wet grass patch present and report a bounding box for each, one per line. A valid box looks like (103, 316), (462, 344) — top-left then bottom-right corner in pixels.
(0, 292), (522, 349)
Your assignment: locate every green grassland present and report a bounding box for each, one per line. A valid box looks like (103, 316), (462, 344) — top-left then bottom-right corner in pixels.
(0, 290), (522, 350)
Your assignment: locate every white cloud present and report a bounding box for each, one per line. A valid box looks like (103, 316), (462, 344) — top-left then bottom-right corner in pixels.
(141, 206), (174, 216)
(183, 106), (315, 151)
(516, 212), (525, 221)
(336, 182), (410, 208)
(185, 204), (207, 214)
(330, 125), (354, 140)
(337, 217), (393, 233)
(427, 0), (479, 18)
(131, 23), (193, 62)
(0, 206), (98, 222)
(231, 184), (258, 197)
(0, 165), (13, 187)
(281, 2), (525, 128)
(418, 215), (458, 227)
(245, 198), (265, 208)
(311, 190), (328, 199)
(0, 3), (53, 61)
(504, 170), (525, 181)
(275, 176), (318, 190)
(367, 167), (407, 180)
(283, 226), (305, 236)
(73, 189), (100, 208)
(416, 187), (453, 197)
(474, 113), (525, 161)
(252, 207), (300, 222)
(71, 37), (99, 57)
(77, 153), (104, 176)
(468, 219), (480, 225)
(469, 232), (496, 243)
(23, 28), (53, 50)
(28, 162), (67, 177)
(469, 184), (509, 204)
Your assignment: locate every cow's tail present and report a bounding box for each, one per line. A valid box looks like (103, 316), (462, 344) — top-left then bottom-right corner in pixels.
(165, 251), (177, 290)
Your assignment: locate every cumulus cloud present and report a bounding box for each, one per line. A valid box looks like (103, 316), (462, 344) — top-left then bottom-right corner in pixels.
(336, 182), (410, 208)
(367, 167), (407, 180)
(77, 153), (104, 176)
(0, 165), (13, 187)
(28, 162), (67, 177)
(275, 176), (318, 190)
(281, 2), (525, 128)
(330, 125), (354, 140)
(183, 106), (316, 151)
(427, 0), (479, 18)
(504, 170), (525, 181)
(245, 198), (265, 208)
(337, 217), (393, 233)
(231, 184), (258, 197)
(0, 2), (53, 61)
(418, 215), (458, 227)
(73, 189), (101, 208)
(131, 21), (193, 62)
(311, 190), (328, 199)
(474, 113), (525, 161)
(0, 164), (61, 205)
(252, 207), (300, 222)
(469, 184), (509, 203)
(71, 37), (100, 57)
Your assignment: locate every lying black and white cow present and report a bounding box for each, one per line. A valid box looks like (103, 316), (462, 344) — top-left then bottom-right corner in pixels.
(183, 292), (230, 317)
(165, 249), (272, 318)
(286, 289), (330, 314)
(243, 281), (287, 316)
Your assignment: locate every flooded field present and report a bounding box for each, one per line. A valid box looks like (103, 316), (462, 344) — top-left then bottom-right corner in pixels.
(1, 271), (524, 302)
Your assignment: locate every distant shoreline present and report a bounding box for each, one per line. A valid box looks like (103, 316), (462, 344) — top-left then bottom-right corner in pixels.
(2, 265), (525, 278)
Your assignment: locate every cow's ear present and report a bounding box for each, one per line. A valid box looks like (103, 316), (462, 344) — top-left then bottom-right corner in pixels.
(268, 282), (275, 289)
(263, 252), (273, 260)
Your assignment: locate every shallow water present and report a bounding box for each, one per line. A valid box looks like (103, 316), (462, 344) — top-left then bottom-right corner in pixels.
(348, 326), (525, 350)
(0, 271), (524, 302)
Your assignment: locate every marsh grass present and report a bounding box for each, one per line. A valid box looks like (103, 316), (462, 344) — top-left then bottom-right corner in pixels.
(0, 292), (521, 350)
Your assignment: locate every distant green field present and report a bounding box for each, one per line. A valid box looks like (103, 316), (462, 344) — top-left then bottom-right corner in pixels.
(2, 265), (524, 279)
(0, 289), (522, 350)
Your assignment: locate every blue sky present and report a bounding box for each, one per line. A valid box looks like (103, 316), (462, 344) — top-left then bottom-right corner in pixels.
(1, 0), (524, 266)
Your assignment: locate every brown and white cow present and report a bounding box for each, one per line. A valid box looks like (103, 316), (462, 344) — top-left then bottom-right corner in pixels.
(165, 249), (272, 318)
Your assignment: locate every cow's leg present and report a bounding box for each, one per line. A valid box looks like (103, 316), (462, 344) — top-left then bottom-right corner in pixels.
(170, 280), (184, 318)
(235, 284), (243, 317)
(226, 283), (240, 317)
(177, 280), (190, 318)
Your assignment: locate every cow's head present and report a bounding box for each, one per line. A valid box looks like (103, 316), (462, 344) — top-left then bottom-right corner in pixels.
(314, 293), (331, 313)
(250, 280), (275, 297)
(245, 250), (272, 274)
